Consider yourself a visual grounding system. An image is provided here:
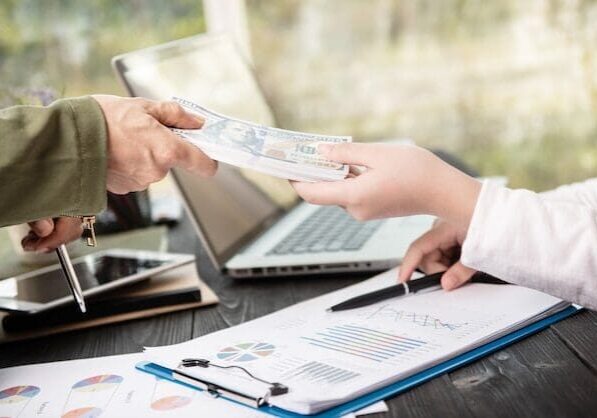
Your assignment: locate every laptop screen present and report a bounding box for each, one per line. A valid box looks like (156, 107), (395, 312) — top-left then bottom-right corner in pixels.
(112, 35), (299, 267)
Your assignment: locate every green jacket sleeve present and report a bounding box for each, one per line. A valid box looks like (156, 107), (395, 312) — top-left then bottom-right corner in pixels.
(0, 96), (108, 227)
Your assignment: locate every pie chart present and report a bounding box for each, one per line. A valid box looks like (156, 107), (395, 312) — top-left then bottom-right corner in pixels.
(72, 375), (123, 392)
(217, 342), (276, 362)
(151, 395), (192, 410)
(61, 407), (102, 418)
(0, 386), (40, 404)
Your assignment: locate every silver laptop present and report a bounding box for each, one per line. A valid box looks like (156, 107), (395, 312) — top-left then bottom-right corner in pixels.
(112, 34), (434, 278)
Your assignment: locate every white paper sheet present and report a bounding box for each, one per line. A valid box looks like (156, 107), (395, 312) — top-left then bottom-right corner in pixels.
(344, 400), (389, 417)
(146, 268), (567, 414)
(0, 353), (270, 418)
(0, 353), (388, 418)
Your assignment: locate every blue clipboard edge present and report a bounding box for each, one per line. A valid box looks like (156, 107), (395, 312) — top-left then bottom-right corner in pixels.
(136, 305), (580, 418)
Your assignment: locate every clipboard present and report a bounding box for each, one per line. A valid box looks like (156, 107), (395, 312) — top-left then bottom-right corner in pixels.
(136, 305), (580, 417)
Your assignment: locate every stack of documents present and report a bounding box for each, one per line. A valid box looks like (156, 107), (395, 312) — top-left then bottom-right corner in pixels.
(0, 353), (385, 417)
(144, 268), (572, 415)
(172, 97), (351, 182)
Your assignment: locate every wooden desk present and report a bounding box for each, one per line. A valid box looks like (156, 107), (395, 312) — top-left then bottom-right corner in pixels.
(1, 216), (597, 417)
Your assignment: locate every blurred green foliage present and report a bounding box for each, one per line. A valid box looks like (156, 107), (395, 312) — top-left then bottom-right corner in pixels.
(248, 0), (597, 191)
(0, 0), (204, 104)
(1, 0), (596, 191)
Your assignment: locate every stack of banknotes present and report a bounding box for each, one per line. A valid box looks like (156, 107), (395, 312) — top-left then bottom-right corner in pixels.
(171, 97), (351, 182)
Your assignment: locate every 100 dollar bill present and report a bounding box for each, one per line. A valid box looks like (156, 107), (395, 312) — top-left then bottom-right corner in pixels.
(172, 97), (351, 181)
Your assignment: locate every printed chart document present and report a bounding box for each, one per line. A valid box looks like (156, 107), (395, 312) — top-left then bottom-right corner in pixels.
(0, 353), (384, 418)
(145, 269), (570, 415)
(0, 353), (271, 418)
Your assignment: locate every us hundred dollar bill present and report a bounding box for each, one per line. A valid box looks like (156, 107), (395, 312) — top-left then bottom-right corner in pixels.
(171, 97), (351, 181)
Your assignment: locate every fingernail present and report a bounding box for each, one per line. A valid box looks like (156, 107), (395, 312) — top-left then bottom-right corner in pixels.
(38, 219), (53, 229)
(36, 247), (51, 254)
(193, 116), (205, 127)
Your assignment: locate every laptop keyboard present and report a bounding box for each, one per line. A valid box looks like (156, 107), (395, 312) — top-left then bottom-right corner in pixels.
(267, 206), (385, 255)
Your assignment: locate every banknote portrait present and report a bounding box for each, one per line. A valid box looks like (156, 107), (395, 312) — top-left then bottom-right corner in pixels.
(203, 120), (265, 156)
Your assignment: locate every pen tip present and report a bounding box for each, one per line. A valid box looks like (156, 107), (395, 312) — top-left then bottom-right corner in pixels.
(325, 308), (333, 313)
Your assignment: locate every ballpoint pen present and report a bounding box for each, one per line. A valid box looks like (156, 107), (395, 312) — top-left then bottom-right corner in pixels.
(53, 216), (97, 313)
(327, 271), (508, 312)
(56, 244), (86, 313)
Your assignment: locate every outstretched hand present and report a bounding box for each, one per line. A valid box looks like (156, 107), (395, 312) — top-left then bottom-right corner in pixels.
(291, 142), (481, 227)
(92, 95), (218, 195)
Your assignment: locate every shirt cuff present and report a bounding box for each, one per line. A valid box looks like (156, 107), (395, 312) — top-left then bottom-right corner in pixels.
(460, 179), (502, 271)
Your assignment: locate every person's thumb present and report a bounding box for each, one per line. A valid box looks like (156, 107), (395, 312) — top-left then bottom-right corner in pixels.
(441, 262), (476, 291)
(318, 142), (374, 167)
(149, 101), (204, 129)
(28, 218), (55, 238)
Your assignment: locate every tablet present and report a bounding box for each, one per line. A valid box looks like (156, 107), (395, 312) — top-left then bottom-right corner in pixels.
(0, 249), (194, 313)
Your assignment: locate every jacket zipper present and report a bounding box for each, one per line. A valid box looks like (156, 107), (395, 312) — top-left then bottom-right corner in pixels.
(81, 215), (97, 247)
(61, 215), (97, 247)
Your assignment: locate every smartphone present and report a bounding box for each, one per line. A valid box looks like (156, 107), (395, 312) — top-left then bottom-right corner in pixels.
(0, 249), (195, 313)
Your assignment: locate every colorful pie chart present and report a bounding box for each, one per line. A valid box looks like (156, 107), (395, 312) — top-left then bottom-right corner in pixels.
(0, 385), (40, 404)
(61, 407), (102, 418)
(217, 342), (276, 362)
(72, 375), (123, 392)
(151, 395), (192, 410)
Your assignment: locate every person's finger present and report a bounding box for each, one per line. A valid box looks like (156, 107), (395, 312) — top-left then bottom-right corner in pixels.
(441, 262), (476, 291)
(318, 142), (377, 167)
(30, 218), (83, 252)
(21, 231), (39, 251)
(172, 138), (218, 177)
(291, 179), (357, 206)
(398, 227), (447, 283)
(418, 251), (450, 275)
(146, 100), (204, 129)
(348, 165), (365, 177)
(28, 218), (55, 238)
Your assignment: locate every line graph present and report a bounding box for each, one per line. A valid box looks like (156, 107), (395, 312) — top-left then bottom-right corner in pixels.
(364, 305), (469, 331)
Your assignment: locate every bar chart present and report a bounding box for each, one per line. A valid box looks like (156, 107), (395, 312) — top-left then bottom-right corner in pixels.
(301, 324), (428, 362)
(283, 361), (360, 385)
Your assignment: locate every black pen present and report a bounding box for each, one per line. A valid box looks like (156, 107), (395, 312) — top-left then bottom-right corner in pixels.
(327, 271), (508, 312)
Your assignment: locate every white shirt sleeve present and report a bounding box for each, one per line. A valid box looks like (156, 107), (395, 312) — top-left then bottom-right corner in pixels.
(540, 178), (597, 205)
(461, 180), (597, 309)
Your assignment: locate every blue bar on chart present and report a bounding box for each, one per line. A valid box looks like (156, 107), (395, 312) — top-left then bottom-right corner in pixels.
(283, 361), (361, 385)
(301, 324), (428, 362)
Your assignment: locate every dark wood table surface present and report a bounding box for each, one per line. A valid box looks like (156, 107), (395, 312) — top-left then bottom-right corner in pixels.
(2, 215), (597, 417)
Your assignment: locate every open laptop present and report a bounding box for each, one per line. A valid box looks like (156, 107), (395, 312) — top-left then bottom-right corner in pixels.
(112, 34), (434, 278)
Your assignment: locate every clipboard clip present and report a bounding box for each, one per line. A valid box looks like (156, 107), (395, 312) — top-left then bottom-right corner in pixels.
(174, 358), (289, 408)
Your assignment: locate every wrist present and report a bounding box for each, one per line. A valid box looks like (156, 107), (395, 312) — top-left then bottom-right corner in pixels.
(425, 162), (481, 229)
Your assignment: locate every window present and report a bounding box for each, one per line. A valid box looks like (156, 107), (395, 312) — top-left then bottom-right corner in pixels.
(0, 0), (204, 103)
(246, 0), (597, 190)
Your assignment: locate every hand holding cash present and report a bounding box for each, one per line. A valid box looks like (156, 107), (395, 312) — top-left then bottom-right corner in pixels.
(171, 97), (351, 182)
